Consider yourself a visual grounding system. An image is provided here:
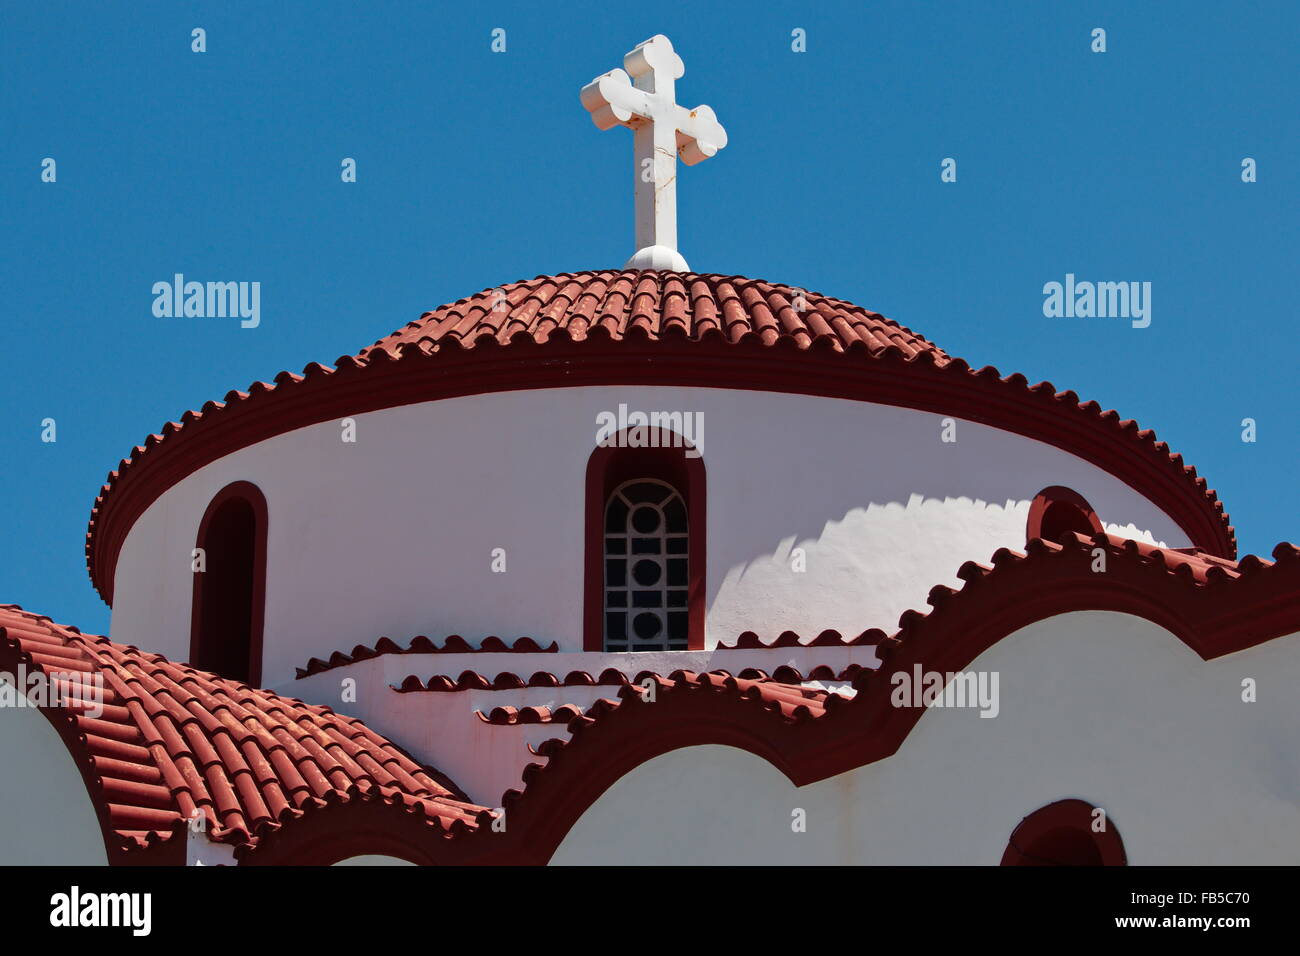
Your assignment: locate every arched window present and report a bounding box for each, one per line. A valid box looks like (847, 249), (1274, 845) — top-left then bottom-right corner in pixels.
(604, 479), (690, 652)
(1026, 486), (1104, 545)
(1001, 799), (1127, 866)
(190, 481), (268, 684)
(584, 430), (706, 651)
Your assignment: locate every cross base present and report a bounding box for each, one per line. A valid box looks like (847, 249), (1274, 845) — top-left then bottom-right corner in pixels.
(625, 245), (691, 272)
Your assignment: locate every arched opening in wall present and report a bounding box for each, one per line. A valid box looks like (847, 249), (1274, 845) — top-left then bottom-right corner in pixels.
(1001, 799), (1127, 866)
(190, 481), (267, 685)
(1026, 486), (1104, 545)
(585, 429), (706, 652)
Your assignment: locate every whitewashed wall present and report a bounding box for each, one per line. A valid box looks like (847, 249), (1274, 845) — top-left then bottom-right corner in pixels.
(283, 642), (880, 806)
(0, 704), (108, 865)
(109, 387), (1186, 685)
(552, 612), (1300, 865)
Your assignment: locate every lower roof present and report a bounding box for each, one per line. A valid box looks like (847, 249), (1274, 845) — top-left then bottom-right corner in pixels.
(0, 604), (487, 864)
(4, 531), (1296, 864)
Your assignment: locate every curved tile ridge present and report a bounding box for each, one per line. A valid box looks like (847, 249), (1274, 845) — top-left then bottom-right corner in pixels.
(296, 635), (559, 679)
(478, 667), (850, 728)
(508, 669), (835, 770)
(509, 670), (837, 757)
(718, 628), (888, 650)
(476, 704), (587, 726)
(0, 605), (490, 862)
(395, 664), (866, 696)
(86, 272), (1237, 604)
(394, 667), (642, 693)
(737, 664), (867, 685)
(877, 534), (1299, 666)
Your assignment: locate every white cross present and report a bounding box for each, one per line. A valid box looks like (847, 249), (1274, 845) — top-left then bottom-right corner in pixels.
(580, 35), (728, 271)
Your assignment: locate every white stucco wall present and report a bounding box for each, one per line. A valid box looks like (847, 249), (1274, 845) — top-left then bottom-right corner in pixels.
(109, 387), (1187, 685)
(551, 612), (1300, 865)
(0, 703), (109, 865)
(187, 828), (237, 866)
(283, 642), (879, 806)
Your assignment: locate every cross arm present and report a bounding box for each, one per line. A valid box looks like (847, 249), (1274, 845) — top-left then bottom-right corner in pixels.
(673, 104), (728, 165)
(580, 69), (655, 130)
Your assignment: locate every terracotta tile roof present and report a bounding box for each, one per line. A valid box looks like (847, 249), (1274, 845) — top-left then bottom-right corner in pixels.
(85, 271), (1237, 605)
(0, 605), (489, 862)
(886, 535), (1300, 660)
(738, 664), (866, 684)
(296, 634), (557, 679)
(360, 272), (946, 358)
(477, 705), (587, 726)
(395, 667), (643, 693)
(395, 665), (864, 696)
(488, 672), (838, 737)
(718, 628), (888, 649)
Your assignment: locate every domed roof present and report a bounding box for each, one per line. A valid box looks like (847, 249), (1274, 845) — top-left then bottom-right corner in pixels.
(360, 271), (947, 360)
(85, 270), (1236, 602)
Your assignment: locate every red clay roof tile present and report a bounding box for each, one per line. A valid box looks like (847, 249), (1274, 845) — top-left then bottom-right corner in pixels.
(0, 605), (489, 861)
(296, 634), (558, 678)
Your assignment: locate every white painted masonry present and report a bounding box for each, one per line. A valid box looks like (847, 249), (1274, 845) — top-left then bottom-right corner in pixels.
(108, 386), (1186, 686)
(0, 705), (108, 865)
(187, 827), (237, 866)
(552, 613), (1300, 866)
(282, 643), (878, 805)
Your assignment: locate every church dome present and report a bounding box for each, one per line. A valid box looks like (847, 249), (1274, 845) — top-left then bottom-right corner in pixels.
(85, 269), (1234, 603)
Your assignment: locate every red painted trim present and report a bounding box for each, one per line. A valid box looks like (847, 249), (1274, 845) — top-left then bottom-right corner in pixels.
(296, 635), (559, 679)
(1001, 799), (1127, 866)
(1026, 485), (1104, 544)
(87, 332), (1235, 604)
(583, 428), (706, 651)
(189, 480), (267, 686)
(237, 799), (462, 866)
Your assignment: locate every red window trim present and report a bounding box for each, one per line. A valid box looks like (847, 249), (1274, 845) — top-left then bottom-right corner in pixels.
(583, 429), (706, 652)
(1026, 485), (1104, 544)
(189, 480), (268, 686)
(1001, 798), (1128, 866)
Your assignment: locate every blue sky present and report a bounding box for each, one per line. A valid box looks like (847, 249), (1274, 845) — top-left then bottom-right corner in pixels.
(2, 1), (1296, 635)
